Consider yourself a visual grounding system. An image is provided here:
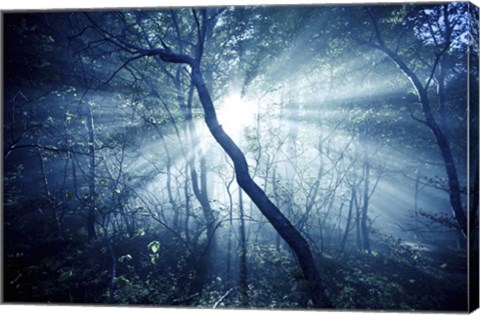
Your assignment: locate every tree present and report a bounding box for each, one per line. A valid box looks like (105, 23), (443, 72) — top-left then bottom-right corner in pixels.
(358, 4), (472, 236)
(78, 8), (332, 307)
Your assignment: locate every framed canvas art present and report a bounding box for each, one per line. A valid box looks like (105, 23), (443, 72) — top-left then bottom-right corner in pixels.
(2, 0), (479, 312)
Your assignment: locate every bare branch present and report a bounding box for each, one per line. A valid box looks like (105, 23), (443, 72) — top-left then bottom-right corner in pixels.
(366, 8), (386, 47)
(102, 54), (146, 85)
(406, 105), (428, 125)
(213, 288), (234, 309)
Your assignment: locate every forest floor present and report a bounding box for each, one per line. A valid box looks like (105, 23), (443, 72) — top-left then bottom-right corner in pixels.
(4, 224), (468, 311)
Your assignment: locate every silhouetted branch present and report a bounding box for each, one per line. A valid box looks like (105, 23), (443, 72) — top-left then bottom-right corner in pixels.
(406, 105), (428, 125)
(5, 143), (89, 159)
(102, 54), (147, 84)
(366, 8), (386, 47)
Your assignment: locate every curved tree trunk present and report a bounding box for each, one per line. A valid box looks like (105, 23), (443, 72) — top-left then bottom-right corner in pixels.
(141, 14), (332, 306)
(190, 64), (332, 308)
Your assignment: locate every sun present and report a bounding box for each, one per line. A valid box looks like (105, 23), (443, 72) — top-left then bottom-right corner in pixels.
(218, 92), (257, 139)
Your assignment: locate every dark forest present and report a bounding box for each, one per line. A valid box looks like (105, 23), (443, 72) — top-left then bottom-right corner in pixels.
(3, 2), (479, 311)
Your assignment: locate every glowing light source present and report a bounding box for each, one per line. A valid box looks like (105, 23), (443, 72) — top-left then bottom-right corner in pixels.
(218, 92), (257, 139)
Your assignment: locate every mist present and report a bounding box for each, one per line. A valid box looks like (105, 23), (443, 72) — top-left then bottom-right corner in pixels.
(3, 3), (479, 311)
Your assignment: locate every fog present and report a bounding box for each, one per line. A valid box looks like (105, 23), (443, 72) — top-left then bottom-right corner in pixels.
(3, 3), (478, 311)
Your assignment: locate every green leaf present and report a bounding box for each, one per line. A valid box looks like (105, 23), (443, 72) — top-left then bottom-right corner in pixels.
(118, 254), (132, 263)
(148, 240), (160, 254)
(150, 254), (158, 265)
(115, 275), (130, 286)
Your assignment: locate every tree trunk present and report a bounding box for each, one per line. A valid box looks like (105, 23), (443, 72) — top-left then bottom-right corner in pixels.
(340, 187), (356, 254)
(361, 159), (370, 253)
(355, 190), (361, 250)
(238, 189), (249, 306)
(184, 164), (191, 243)
(85, 102), (97, 239)
(37, 147), (59, 235)
(190, 155), (217, 279)
(190, 156), (217, 254)
(365, 12), (467, 235)
(377, 46), (467, 236)
(190, 64), (332, 308)
(185, 99), (217, 276)
(414, 168), (420, 213)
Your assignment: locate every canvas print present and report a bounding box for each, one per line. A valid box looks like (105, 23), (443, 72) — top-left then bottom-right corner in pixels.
(2, 1), (479, 311)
